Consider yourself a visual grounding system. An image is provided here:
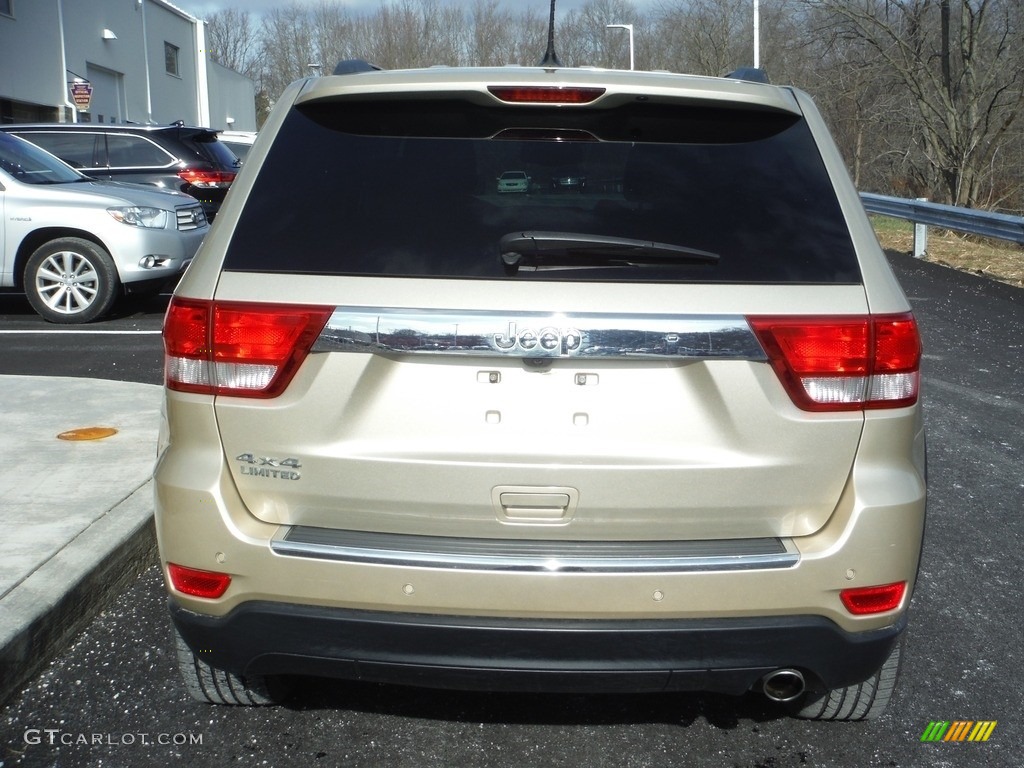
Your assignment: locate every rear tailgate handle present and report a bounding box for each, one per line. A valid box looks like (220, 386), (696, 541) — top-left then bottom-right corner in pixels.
(493, 486), (578, 523)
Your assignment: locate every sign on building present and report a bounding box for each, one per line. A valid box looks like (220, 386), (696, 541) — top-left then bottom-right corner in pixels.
(69, 81), (93, 112)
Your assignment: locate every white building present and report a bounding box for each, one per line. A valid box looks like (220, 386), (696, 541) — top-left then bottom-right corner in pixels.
(0, 0), (256, 130)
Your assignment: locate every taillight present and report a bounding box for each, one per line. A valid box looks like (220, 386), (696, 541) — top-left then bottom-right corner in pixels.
(748, 313), (920, 411)
(163, 297), (332, 398)
(168, 563), (231, 599)
(840, 582), (906, 615)
(487, 86), (606, 104)
(177, 169), (236, 188)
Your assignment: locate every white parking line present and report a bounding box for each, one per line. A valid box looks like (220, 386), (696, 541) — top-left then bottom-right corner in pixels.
(0, 330), (162, 335)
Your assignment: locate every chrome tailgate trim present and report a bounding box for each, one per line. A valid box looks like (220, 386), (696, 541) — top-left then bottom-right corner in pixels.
(312, 307), (767, 360)
(272, 526), (799, 573)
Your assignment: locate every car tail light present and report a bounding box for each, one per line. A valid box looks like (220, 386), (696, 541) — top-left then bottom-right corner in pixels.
(840, 582), (906, 615)
(168, 563), (231, 599)
(487, 86), (606, 104)
(748, 313), (920, 411)
(164, 297), (332, 398)
(177, 169), (236, 188)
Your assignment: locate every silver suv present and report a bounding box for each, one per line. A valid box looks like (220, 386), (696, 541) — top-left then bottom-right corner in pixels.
(0, 132), (207, 323)
(155, 63), (926, 720)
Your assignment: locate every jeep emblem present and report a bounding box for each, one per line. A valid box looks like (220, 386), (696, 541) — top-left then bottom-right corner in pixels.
(493, 322), (582, 355)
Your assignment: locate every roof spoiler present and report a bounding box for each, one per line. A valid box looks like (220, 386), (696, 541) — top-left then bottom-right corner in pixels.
(332, 59), (384, 76)
(725, 67), (770, 84)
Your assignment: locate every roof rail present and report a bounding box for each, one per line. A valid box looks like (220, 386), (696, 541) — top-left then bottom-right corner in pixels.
(725, 67), (770, 84)
(332, 60), (383, 76)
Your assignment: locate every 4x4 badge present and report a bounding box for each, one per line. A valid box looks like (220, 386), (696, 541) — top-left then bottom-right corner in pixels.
(235, 453), (302, 480)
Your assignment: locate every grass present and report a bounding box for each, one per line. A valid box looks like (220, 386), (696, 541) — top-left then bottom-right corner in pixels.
(870, 215), (1024, 289)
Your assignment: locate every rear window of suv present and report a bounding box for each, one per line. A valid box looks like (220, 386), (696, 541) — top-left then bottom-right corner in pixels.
(174, 130), (240, 169)
(224, 97), (861, 284)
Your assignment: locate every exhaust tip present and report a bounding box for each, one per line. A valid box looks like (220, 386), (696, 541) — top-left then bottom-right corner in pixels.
(761, 668), (806, 703)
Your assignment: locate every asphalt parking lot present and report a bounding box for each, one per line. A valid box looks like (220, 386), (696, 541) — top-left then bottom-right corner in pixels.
(0, 251), (1021, 767)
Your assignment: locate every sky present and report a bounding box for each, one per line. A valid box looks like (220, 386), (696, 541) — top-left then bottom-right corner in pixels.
(171, 0), (599, 22)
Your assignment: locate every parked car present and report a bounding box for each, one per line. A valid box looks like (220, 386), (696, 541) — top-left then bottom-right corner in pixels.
(496, 170), (530, 193)
(0, 122), (238, 221)
(217, 131), (258, 162)
(156, 61), (925, 720)
(550, 172), (586, 192)
(0, 131), (207, 323)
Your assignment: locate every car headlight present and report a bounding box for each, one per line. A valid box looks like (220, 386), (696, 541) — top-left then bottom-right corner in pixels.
(107, 206), (169, 229)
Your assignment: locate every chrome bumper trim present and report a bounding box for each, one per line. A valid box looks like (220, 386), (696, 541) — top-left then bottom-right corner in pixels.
(271, 527), (799, 573)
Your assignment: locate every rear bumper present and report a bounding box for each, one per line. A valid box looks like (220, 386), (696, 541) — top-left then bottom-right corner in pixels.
(170, 599), (906, 695)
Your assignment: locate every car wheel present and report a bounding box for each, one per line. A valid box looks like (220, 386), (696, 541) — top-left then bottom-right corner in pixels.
(792, 639), (902, 721)
(24, 238), (120, 324)
(174, 628), (289, 706)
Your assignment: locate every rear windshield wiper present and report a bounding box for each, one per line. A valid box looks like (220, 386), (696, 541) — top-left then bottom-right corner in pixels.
(499, 231), (719, 274)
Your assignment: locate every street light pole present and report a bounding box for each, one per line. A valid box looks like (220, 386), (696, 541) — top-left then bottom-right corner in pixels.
(605, 23), (634, 70)
(753, 0), (760, 69)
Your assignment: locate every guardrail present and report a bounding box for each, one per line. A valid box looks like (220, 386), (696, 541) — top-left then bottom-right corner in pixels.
(860, 192), (1024, 257)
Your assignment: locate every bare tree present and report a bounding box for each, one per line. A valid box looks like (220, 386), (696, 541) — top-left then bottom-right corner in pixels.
(802, 0), (1024, 208)
(206, 9), (272, 125)
(308, 2), (360, 69)
(800, 25), (907, 191)
(507, 5), (550, 65)
(355, 0), (464, 68)
(465, 0), (549, 66)
(648, 0), (757, 75)
(559, 0), (641, 69)
(469, 0), (519, 65)
(206, 8), (262, 80)
(259, 6), (316, 101)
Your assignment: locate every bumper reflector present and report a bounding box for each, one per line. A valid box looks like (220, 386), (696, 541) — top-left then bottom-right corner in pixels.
(840, 582), (906, 615)
(168, 563), (231, 599)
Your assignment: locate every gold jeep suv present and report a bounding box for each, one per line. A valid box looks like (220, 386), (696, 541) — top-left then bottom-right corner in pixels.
(155, 60), (926, 720)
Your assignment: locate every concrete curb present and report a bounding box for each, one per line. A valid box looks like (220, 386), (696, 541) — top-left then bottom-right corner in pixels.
(0, 479), (157, 706)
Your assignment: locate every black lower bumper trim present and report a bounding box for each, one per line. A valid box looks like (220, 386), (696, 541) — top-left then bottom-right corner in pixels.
(123, 269), (186, 297)
(170, 600), (906, 695)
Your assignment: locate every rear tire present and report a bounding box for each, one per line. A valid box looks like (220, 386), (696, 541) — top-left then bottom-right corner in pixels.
(174, 628), (288, 706)
(24, 237), (120, 323)
(792, 639), (902, 721)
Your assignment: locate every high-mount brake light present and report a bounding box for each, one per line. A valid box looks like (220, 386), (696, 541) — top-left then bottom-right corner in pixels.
(748, 313), (920, 411)
(163, 297), (332, 398)
(177, 169), (236, 188)
(487, 86), (606, 104)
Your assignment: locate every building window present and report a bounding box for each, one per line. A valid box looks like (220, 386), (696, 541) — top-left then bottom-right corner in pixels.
(164, 42), (180, 76)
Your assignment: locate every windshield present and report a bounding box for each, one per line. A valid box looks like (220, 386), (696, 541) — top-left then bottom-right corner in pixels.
(0, 132), (87, 185)
(225, 98), (861, 285)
